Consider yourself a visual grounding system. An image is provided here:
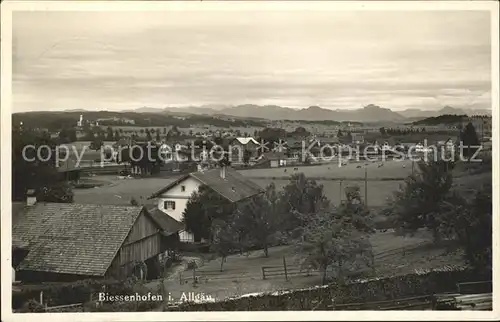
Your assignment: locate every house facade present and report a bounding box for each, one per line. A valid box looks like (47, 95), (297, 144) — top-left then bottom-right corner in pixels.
(230, 137), (259, 161)
(154, 175), (201, 242)
(149, 166), (264, 243)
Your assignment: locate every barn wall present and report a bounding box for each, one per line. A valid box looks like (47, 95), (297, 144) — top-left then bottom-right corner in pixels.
(123, 211), (159, 244)
(106, 212), (165, 279)
(120, 233), (162, 265)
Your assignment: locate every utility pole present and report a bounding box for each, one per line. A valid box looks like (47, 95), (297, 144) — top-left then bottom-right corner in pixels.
(364, 167), (368, 206)
(339, 180), (343, 204)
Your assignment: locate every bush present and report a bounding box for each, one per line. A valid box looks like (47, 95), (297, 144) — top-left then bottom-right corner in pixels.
(19, 299), (45, 313)
(13, 278), (138, 309)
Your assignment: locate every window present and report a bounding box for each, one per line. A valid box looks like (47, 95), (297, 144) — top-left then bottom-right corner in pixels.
(164, 201), (176, 210)
(181, 185), (186, 192)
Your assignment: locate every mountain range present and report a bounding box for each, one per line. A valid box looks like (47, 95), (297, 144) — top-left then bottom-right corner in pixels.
(133, 104), (491, 122)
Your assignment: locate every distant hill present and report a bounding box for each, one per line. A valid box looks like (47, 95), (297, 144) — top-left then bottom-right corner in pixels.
(155, 104), (406, 122)
(412, 114), (469, 126)
(59, 104), (491, 123)
(399, 106), (491, 118)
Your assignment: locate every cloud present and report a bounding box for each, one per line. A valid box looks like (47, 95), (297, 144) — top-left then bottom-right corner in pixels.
(12, 10), (492, 112)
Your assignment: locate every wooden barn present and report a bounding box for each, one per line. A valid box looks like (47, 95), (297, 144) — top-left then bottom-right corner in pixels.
(12, 203), (181, 283)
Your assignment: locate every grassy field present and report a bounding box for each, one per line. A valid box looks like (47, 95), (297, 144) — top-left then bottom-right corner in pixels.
(156, 230), (464, 302)
(239, 159), (415, 179)
(73, 159), (491, 208)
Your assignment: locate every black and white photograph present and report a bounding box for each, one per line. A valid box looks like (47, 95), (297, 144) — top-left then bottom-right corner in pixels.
(1, 0), (498, 320)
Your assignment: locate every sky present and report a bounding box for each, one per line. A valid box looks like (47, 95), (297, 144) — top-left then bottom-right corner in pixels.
(12, 10), (492, 112)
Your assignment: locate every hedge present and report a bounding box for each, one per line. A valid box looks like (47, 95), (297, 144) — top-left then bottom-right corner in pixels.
(12, 278), (138, 310)
(165, 267), (491, 311)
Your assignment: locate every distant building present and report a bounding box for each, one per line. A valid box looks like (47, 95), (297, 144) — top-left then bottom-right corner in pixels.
(261, 151), (287, 167)
(351, 133), (365, 144)
(230, 137), (259, 159)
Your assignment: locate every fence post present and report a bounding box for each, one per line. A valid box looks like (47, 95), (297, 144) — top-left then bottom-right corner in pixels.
(283, 257), (288, 281)
(40, 291), (44, 306)
(193, 266), (196, 284)
(262, 267), (266, 280)
(179, 271), (183, 285)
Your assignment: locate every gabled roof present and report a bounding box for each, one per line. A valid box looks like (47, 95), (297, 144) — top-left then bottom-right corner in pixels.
(263, 151), (287, 160)
(147, 207), (184, 235)
(149, 167), (263, 202)
(13, 203), (147, 276)
(232, 137), (259, 145)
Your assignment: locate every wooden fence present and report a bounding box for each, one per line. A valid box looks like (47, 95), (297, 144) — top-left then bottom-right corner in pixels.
(36, 290), (86, 312)
(327, 294), (434, 310)
(262, 257), (319, 281)
(260, 241), (432, 281)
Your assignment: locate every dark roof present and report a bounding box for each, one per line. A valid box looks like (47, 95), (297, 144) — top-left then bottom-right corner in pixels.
(13, 203), (146, 276)
(263, 151), (286, 160)
(149, 167), (263, 202)
(147, 207), (184, 235)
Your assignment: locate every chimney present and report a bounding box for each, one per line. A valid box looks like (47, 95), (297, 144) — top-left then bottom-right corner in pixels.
(26, 189), (37, 206)
(220, 165), (226, 179)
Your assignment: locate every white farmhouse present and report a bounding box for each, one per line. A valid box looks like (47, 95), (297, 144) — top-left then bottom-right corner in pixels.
(148, 166), (263, 242)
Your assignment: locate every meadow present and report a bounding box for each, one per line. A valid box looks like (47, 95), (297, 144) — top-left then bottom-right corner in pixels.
(73, 160), (412, 207)
(155, 231), (464, 301)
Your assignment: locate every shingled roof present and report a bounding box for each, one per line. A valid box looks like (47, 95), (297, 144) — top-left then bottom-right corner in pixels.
(147, 207), (184, 236)
(13, 203), (146, 277)
(149, 167), (264, 202)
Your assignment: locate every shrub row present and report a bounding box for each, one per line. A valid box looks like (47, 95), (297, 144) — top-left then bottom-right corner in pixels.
(13, 278), (137, 309)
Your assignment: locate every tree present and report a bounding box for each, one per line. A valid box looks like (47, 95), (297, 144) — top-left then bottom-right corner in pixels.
(90, 138), (103, 151)
(280, 173), (329, 234)
(12, 126), (73, 202)
(233, 183), (281, 257)
(210, 219), (237, 271)
(182, 185), (233, 242)
(379, 127), (386, 136)
(386, 160), (455, 240)
(130, 197), (139, 206)
(295, 202), (373, 284)
(338, 185), (374, 234)
(461, 122), (480, 159)
(68, 128), (77, 142)
(106, 126), (114, 140)
(337, 129), (343, 137)
(448, 184), (492, 271)
(146, 129), (152, 141)
(155, 131), (161, 142)
(346, 131), (352, 142)
(114, 130), (120, 141)
(37, 182), (74, 203)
